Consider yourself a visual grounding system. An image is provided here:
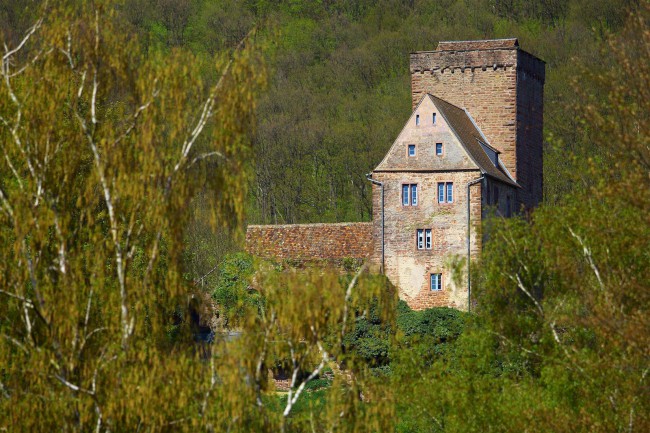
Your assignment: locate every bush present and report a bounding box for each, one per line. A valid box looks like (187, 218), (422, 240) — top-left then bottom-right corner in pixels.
(397, 307), (465, 341)
(344, 300), (466, 369)
(211, 252), (261, 326)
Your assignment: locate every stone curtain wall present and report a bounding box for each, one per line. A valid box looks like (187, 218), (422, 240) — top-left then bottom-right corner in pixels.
(246, 222), (373, 262)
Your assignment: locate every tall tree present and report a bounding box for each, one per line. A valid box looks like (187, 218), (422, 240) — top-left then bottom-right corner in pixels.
(0, 1), (265, 430)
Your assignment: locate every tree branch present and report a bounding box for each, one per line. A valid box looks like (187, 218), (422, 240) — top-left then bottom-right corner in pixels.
(340, 264), (366, 344)
(567, 227), (605, 292)
(283, 340), (328, 418)
(52, 373), (94, 396)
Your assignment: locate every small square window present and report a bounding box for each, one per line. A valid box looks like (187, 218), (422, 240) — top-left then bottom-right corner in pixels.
(402, 184), (418, 206)
(430, 273), (442, 291)
(415, 114), (420, 126)
(436, 143), (443, 156)
(438, 182), (453, 203)
(408, 144), (416, 156)
(432, 113), (437, 124)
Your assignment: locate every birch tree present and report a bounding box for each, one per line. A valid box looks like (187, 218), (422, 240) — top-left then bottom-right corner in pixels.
(0, 1), (266, 430)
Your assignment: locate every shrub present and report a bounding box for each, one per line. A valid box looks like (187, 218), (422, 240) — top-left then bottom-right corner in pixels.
(211, 252), (261, 326)
(344, 300), (466, 369)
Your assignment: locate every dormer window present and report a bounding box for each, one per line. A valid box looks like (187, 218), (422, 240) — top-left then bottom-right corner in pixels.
(432, 113), (437, 124)
(436, 143), (443, 156)
(415, 114), (420, 126)
(408, 144), (416, 156)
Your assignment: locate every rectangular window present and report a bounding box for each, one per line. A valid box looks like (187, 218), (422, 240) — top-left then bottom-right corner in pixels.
(415, 114), (420, 126)
(432, 113), (437, 124)
(402, 184), (417, 206)
(417, 229), (432, 250)
(438, 182), (453, 203)
(408, 144), (416, 156)
(430, 273), (442, 291)
(436, 143), (443, 156)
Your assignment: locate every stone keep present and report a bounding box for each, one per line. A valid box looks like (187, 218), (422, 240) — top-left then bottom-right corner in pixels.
(410, 39), (545, 209)
(247, 38), (545, 311)
(369, 39), (545, 310)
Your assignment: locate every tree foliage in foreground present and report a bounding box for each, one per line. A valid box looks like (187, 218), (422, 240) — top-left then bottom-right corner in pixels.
(0, 6), (398, 431)
(0, 1), (266, 430)
(390, 7), (650, 432)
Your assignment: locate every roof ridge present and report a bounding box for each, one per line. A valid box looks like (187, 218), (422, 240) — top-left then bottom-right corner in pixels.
(430, 96), (519, 187)
(426, 93), (466, 112)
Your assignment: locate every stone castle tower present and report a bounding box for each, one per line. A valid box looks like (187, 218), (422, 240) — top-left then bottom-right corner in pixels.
(369, 38), (545, 310)
(247, 38), (545, 312)
(410, 38), (545, 209)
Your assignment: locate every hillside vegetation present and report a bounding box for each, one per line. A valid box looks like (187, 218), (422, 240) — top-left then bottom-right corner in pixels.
(114, 0), (638, 223)
(0, 1), (647, 432)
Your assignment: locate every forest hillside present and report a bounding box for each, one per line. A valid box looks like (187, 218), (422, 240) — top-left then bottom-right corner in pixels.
(0, 1), (647, 432)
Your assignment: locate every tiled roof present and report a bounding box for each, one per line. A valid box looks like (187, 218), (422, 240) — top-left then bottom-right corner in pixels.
(428, 94), (518, 186)
(436, 38), (518, 51)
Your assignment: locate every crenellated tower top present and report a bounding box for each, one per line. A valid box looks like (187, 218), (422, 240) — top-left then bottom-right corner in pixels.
(409, 38), (545, 209)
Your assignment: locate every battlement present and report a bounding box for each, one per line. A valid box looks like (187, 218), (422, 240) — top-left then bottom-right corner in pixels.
(437, 38), (519, 51)
(409, 38), (545, 209)
(410, 43), (544, 82)
(410, 48), (517, 73)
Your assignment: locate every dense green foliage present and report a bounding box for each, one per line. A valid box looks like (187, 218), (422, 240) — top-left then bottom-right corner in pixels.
(210, 252), (261, 326)
(39, 0), (635, 224)
(245, 0), (636, 221)
(1, 0), (648, 432)
(344, 300), (466, 370)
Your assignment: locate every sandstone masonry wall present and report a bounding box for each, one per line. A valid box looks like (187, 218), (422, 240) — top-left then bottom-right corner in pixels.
(371, 170), (483, 310)
(246, 222), (373, 262)
(409, 44), (545, 209)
